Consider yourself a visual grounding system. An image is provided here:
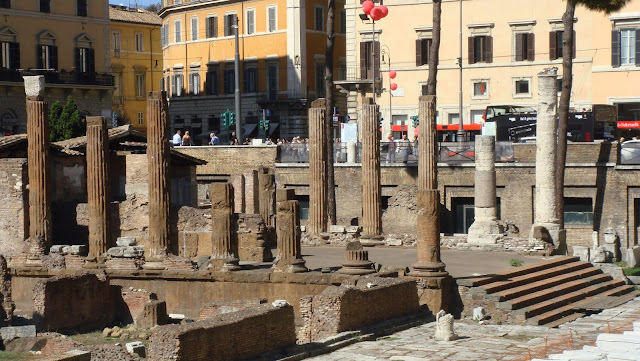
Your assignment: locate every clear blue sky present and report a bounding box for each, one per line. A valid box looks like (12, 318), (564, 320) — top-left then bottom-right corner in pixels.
(109, 0), (159, 7)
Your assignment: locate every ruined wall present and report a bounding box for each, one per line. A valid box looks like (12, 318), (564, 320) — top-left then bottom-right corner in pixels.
(0, 158), (28, 256)
(32, 272), (114, 332)
(199, 298), (267, 320)
(148, 304), (296, 361)
(298, 277), (421, 343)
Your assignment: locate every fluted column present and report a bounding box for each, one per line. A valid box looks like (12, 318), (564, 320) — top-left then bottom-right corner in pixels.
(360, 98), (382, 242)
(209, 182), (240, 271)
(308, 99), (327, 236)
(146, 91), (170, 260)
(530, 68), (566, 253)
(86, 116), (110, 258)
(339, 241), (374, 275)
(413, 95), (447, 277)
(25, 76), (51, 260)
(273, 189), (307, 273)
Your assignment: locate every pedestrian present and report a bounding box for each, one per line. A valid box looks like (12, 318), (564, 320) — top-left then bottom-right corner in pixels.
(210, 132), (220, 145)
(172, 130), (182, 146)
(181, 131), (193, 146)
(397, 134), (412, 163)
(229, 131), (238, 145)
(386, 135), (396, 163)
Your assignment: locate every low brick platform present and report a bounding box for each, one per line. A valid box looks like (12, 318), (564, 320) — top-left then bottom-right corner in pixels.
(148, 303), (296, 360)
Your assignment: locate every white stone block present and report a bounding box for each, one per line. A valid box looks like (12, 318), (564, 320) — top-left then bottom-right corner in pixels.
(626, 246), (640, 268)
(50, 245), (66, 254)
(346, 226), (361, 234)
(125, 341), (146, 358)
(123, 246), (144, 258)
(106, 247), (125, 257)
(272, 300), (290, 308)
(61, 246), (71, 255)
(116, 237), (137, 247)
(385, 238), (403, 246)
(68, 245), (87, 255)
(300, 225), (306, 232)
(24, 76), (45, 97)
(329, 225), (346, 233)
(472, 307), (488, 321)
(572, 246), (590, 262)
(0, 325), (36, 342)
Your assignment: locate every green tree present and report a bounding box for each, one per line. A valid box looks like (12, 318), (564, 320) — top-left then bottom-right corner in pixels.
(556, 0), (631, 228)
(49, 96), (85, 142)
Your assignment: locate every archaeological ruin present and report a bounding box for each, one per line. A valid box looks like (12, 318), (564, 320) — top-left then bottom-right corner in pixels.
(0, 75), (638, 360)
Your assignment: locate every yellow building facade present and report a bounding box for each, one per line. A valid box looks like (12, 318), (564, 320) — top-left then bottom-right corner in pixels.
(0, 0), (112, 134)
(342, 0), (640, 140)
(110, 5), (163, 132)
(159, 0), (346, 142)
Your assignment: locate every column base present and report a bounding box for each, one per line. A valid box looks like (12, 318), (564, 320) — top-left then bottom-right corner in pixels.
(411, 261), (449, 278)
(273, 258), (308, 273)
(529, 224), (567, 255)
(24, 257), (43, 268)
(467, 219), (504, 244)
(142, 260), (167, 270)
(359, 235), (385, 247)
(339, 259), (375, 275)
(82, 256), (107, 269)
(208, 257), (241, 272)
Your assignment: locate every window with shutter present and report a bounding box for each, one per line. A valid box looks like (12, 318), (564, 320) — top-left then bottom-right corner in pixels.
(224, 14), (236, 36)
(267, 63), (278, 100)
(224, 68), (234, 94)
(207, 17), (218, 38)
(315, 7), (323, 31)
(206, 66), (218, 95)
(268, 7), (277, 32)
(40, 0), (50, 13)
(175, 20), (182, 42)
(339, 10), (346, 34)
(50, 46), (58, 70)
(135, 73), (146, 98)
(415, 38), (431, 66)
(246, 9), (255, 35)
(620, 29), (636, 66)
(191, 17), (198, 40)
(515, 33), (534, 61)
(359, 41), (379, 80)
(244, 67), (257, 93)
(190, 72), (200, 95)
(0, 42), (18, 69)
(77, 0), (88, 17)
(135, 32), (144, 52)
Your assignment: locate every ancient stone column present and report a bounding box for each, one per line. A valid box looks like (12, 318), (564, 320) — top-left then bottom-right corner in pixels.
(231, 174), (245, 214)
(529, 68), (567, 254)
(146, 91), (170, 261)
(467, 135), (504, 244)
(25, 76), (52, 260)
(273, 189), (307, 273)
(308, 98), (327, 236)
(86, 116), (110, 259)
(360, 97), (383, 244)
(339, 241), (374, 275)
(209, 182), (240, 271)
(257, 167), (275, 227)
(413, 95), (447, 278)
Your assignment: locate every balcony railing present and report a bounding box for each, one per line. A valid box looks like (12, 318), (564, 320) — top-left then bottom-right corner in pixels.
(277, 142), (515, 164)
(0, 69), (114, 87)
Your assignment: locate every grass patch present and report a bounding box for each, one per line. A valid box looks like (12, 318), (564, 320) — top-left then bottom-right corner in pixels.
(623, 267), (640, 277)
(509, 259), (524, 267)
(69, 330), (117, 346)
(0, 351), (31, 360)
(614, 261), (628, 268)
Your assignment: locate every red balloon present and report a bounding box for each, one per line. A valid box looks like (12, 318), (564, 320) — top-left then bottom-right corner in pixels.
(379, 5), (389, 18)
(362, 0), (374, 15)
(390, 83), (398, 91)
(389, 70), (397, 79)
(370, 6), (383, 20)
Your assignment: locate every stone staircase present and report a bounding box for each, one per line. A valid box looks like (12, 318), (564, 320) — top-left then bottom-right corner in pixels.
(457, 256), (640, 327)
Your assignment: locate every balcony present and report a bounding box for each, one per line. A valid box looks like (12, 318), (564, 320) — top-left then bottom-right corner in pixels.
(0, 69), (114, 87)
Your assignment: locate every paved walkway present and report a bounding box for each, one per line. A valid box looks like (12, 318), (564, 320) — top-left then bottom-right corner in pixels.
(307, 296), (640, 361)
(301, 246), (545, 278)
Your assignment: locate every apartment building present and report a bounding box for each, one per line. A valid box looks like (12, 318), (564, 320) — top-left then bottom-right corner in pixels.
(159, 0), (346, 143)
(341, 0), (640, 140)
(110, 5), (163, 132)
(0, 0), (112, 135)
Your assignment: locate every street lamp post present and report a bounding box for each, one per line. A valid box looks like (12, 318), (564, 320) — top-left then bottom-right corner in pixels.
(381, 46), (392, 136)
(457, 0), (465, 142)
(360, 1), (389, 105)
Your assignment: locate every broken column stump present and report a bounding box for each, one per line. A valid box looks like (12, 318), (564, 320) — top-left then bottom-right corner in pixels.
(257, 167), (275, 227)
(24, 76), (52, 263)
(208, 182), (240, 271)
(339, 241), (374, 275)
(273, 189), (307, 273)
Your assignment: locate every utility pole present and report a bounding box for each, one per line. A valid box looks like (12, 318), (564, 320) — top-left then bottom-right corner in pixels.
(234, 15), (243, 142)
(457, 0), (464, 142)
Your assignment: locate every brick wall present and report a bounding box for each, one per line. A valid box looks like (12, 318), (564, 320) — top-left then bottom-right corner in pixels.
(148, 303), (296, 361)
(298, 277), (421, 343)
(0, 158), (28, 256)
(199, 298), (266, 320)
(32, 272), (114, 332)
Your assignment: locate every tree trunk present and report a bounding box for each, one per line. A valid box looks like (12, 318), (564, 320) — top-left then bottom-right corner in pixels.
(556, 1), (575, 228)
(325, 0), (337, 226)
(427, 0), (442, 95)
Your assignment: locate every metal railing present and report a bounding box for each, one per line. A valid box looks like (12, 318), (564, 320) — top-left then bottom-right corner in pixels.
(277, 142), (515, 164)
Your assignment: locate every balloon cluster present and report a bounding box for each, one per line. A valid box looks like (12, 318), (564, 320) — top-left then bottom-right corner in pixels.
(362, 0), (388, 21)
(389, 70), (397, 91)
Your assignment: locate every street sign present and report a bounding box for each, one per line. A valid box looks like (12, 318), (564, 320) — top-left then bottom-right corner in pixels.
(333, 116), (339, 123)
(265, 109), (271, 117)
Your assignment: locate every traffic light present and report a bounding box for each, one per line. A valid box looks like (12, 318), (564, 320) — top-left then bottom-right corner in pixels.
(229, 112), (236, 127)
(378, 113), (383, 128)
(410, 115), (419, 128)
(221, 110), (230, 128)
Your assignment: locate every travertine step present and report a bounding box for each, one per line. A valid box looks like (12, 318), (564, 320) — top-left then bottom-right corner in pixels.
(542, 312), (586, 328)
(457, 256), (579, 287)
(497, 273), (612, 310)
(522, 280), (623, 320)
(487, 265), (601, 302)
